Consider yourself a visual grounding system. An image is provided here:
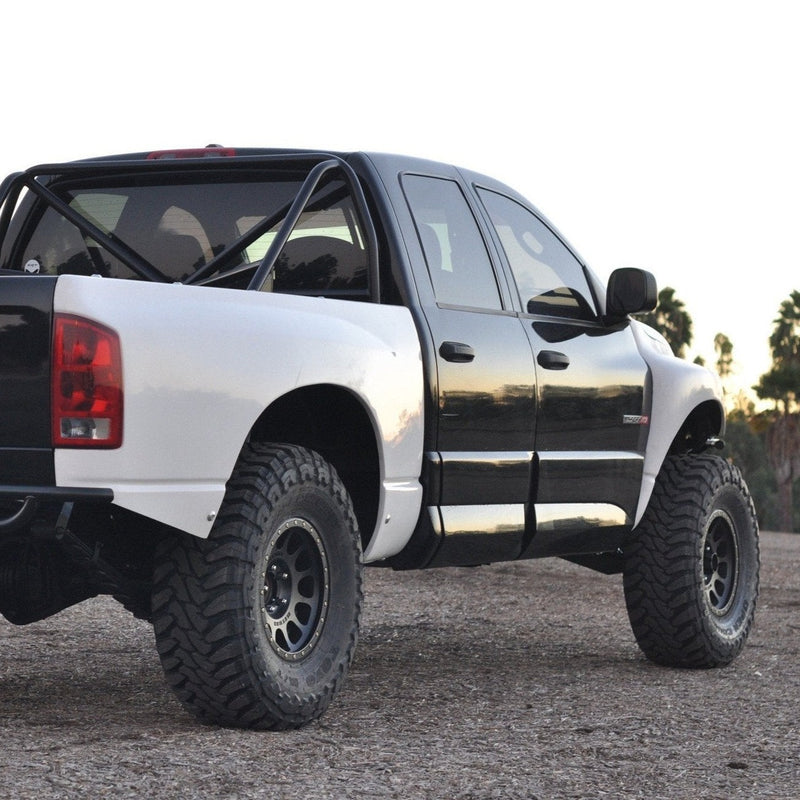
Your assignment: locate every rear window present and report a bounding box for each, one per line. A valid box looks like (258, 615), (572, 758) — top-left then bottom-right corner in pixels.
(7, 172), (369, 296)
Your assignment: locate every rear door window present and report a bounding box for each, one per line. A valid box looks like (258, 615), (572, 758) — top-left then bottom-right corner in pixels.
(403, 174), (503, 311)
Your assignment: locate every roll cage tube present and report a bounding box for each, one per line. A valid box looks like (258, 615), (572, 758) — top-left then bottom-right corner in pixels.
(185, 156), (377, 294)
(0, 168), (170, 282)
(245, 158), (378, 294)
(0, 154), (380, 302)
(0, 172), (25, 250)
(23, 177), (171, 283)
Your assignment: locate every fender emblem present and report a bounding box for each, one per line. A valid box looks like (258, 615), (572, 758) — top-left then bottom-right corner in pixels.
(623, 415), (649, 425)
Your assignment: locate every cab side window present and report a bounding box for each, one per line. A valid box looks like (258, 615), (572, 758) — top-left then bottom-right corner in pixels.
(403, 175), (502, 310)
(478, 189), (596, 320)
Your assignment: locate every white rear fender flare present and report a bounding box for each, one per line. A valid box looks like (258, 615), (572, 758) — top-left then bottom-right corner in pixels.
(52, 276), (425, 546)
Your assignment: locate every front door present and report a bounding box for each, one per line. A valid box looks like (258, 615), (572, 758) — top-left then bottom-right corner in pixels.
(476, 187), (650, 556)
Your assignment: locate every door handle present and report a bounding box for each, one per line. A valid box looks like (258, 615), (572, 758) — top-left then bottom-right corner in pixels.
(439, 341), (475, 363)
(537, 350), (570, 370)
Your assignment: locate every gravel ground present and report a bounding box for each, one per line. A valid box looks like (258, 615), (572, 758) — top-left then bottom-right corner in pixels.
(0, 531), (797, 800)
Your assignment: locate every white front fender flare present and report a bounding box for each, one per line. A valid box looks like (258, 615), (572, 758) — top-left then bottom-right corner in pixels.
(630, 321), (725, 526)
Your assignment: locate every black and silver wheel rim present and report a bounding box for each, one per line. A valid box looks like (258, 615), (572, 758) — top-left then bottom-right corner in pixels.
(703, 509), (739, 616)
(261, 517), (330, 661)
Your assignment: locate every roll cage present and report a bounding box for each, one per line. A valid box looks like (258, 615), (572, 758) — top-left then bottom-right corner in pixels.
(0, 152), (381, 303)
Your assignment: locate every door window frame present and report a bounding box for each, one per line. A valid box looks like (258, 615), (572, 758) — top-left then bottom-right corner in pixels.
(401, 172), (517, 314)
(474, 185), (602, 323)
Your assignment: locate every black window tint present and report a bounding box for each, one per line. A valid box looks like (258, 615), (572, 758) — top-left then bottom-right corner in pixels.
(17, 179), (302, 282)
(403, 175), (502, 310)
(20, 204), (123, 278)
(13, 173), (369, 296)
(262, 193), (368, 294)
(478, 189), (596, 320)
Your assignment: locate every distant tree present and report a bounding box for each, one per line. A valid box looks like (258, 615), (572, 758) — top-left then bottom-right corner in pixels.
(713, 332), (735, 410)
(637, 286), (693, 358)
(755, 291), (800, 410)
(754, 290), (800, 531)
(724, 411), (778, 530)
(714, 332), (734, 378)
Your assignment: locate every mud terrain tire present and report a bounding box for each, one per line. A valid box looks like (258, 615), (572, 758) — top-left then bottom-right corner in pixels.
(623, 453), (759, 668)
(151, 443), (363, 729)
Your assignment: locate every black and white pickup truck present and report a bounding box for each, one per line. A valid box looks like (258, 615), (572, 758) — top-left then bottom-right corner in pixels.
(0, 147), (758, 729)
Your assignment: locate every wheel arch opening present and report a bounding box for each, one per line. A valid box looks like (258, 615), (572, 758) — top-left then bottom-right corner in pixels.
(248, 384), (381, 552)
(669, 399), (725, 454)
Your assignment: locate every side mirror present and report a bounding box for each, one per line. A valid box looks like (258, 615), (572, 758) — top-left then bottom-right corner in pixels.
(606, 268), (657, 318)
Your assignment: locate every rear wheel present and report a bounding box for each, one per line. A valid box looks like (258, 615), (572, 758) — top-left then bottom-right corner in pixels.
(623, 454), (759, 667)
(152, 443), (363, 729)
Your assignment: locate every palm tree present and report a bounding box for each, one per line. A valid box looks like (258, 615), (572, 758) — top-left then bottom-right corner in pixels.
(714, 332), (734, 378)
(637, 287), (693, 358)
(755, 290), (800, 531)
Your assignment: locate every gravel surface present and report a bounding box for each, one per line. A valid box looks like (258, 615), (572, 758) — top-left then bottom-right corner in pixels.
(0, 531), (797, 799)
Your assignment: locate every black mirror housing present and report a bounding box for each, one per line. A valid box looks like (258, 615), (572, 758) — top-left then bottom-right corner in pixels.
(606, 268), (657, 318)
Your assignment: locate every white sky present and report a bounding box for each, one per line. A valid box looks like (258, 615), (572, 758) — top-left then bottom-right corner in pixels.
(4, 0), (797, 399)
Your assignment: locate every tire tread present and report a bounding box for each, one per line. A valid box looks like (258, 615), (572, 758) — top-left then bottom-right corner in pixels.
(151, 443), (362, 729)
(623, 453), (759, 668)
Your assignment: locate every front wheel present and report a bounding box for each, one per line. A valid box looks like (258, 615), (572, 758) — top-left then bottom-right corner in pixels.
(152, 443), (363, 729)
(623, 454), (759, 668)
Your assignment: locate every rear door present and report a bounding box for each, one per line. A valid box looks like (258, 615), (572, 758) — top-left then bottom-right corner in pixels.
(401, 173), (536, 564)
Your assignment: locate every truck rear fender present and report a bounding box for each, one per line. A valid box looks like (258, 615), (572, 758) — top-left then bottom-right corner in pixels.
(51, 276), (424, 558)
(630, 320), (725, 526)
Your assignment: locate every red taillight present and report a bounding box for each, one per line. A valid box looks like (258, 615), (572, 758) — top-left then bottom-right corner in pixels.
(52, 315), (123, 448)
